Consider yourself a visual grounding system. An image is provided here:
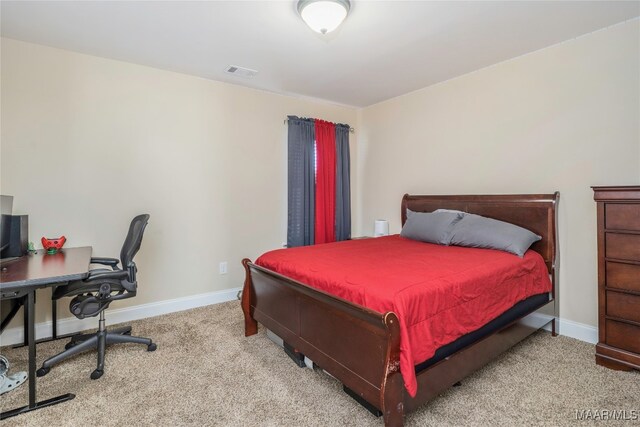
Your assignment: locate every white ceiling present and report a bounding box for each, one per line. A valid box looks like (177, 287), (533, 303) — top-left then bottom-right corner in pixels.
(1, 1), (638, 107)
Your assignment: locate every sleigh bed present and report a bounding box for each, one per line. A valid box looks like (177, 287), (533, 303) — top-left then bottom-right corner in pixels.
(241, 193), (559, 426)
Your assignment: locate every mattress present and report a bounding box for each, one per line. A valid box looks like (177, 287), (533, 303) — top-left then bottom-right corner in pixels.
(414, 291), (550, 372)
(256, 235), (552, 396)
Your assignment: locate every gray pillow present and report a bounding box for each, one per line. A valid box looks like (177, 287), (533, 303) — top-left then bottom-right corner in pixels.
(449, 214), (541, 257)
(401, 210), (464, 245)
(434, 208), (467, 215)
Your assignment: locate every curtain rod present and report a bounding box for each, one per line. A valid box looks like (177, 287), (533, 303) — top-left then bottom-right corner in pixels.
(284, 119), (355, 133)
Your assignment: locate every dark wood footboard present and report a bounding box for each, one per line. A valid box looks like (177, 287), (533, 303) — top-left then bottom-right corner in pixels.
(241, 259), (405, 425)
(241, 193), (560, 426)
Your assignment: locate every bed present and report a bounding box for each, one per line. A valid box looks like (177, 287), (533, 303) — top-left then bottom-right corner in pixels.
(241, 193), (559, 426)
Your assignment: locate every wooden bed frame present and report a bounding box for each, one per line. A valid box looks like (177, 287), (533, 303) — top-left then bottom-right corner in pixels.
(241, 193), (560, 426)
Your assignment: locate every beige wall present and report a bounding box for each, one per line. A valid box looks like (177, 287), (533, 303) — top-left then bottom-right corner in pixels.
(356, 20), (640, 328)
(0, 38), (357, 324)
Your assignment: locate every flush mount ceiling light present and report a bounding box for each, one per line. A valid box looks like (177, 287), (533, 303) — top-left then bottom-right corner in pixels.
(297, 0), (351, 34)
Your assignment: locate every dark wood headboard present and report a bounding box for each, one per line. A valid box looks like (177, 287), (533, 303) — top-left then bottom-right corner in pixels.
(401, 193), (560, 274)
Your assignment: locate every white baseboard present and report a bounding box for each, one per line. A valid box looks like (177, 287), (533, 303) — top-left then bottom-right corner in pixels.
(557, 318), (598, 344)
(0, 287), (241, 347)
(530, 314), (598, 344)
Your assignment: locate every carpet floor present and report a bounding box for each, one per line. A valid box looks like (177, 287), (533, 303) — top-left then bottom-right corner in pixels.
(1, 301), (638, 426)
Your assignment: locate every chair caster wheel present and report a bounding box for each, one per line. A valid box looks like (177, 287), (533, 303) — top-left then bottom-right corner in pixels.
(65, 341), (77, 350)
(147, 343), (157, 352)
(36, 367), (50, 377)
(90, 369), (103, 380)
(123, 330), (131, 335)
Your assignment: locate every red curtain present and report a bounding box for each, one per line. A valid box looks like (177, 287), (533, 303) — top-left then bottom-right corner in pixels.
(315, 120), (336, 244)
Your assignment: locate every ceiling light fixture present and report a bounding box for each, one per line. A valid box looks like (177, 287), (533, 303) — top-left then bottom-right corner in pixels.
(297, 0), (351, 35)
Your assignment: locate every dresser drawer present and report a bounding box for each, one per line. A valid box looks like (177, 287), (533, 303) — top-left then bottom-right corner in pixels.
(606, 203), (640, 231)
(606, 233), (640, 261)
(607, 262), (640, 292)
(606, 320), (640, 354)
(607, 291), (640, 323)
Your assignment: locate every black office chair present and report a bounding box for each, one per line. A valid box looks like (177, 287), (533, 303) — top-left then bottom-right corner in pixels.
(37, 214), (156, 380)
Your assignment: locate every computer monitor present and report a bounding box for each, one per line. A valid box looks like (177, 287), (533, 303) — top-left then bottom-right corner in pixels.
(0, 195), (14, 255)
(1, 195), (20, 333)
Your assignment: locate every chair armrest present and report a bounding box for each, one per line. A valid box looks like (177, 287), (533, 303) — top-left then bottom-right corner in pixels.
(85, 269), (129, 282)
(90, 257), (120, 269)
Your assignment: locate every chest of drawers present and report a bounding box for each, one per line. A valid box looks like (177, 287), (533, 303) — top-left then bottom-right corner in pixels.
(593, 186), (640, 371)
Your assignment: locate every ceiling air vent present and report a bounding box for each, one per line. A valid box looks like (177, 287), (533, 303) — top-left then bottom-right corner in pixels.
(225, 65), (258, 78)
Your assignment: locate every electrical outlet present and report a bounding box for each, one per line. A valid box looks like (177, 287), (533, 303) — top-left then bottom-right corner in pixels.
(219, 261), (228, 275)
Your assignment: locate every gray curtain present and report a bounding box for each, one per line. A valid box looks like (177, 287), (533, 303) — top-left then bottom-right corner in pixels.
(335, 124), (351, 241)
(287, 116), (316, 247)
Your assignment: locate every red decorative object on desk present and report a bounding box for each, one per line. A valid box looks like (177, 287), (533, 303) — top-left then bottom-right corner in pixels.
(41, 236), (66, 254)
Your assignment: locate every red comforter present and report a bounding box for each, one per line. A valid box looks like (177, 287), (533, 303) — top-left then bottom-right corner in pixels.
(256, 235), (552, 397)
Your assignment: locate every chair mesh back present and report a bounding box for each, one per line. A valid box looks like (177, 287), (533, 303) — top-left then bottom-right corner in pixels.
(120, 214), (150, 269)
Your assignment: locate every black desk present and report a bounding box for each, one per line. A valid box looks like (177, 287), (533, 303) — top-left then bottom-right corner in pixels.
(0, 247), (92, 420)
